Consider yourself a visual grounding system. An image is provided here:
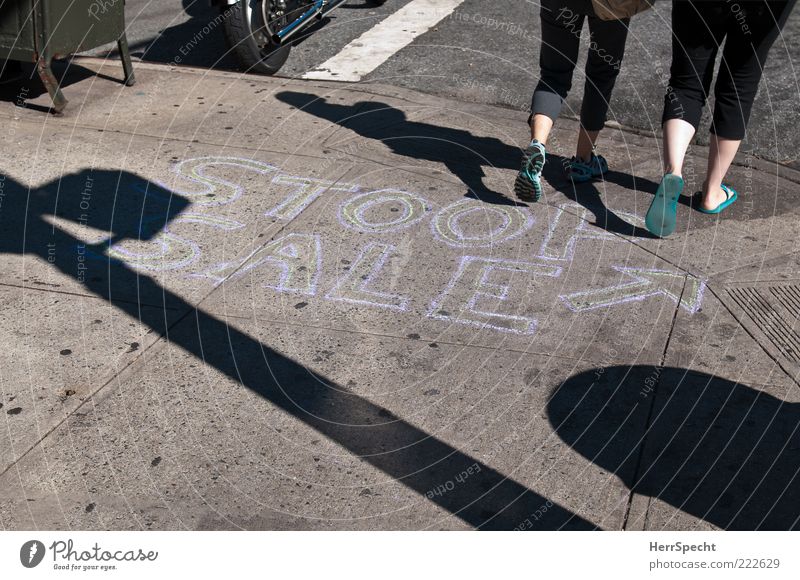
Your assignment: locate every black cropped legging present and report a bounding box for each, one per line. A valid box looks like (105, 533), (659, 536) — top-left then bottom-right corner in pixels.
(663, 0), (795, 140)
(532, 0), (630, 132)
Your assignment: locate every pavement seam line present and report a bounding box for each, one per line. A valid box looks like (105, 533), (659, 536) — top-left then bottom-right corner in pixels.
(704, 250), (800, 281)
(0, 307), (188, 482)
(0, 116), (318, 159)
(621, 279), (687, 530)
(587, 117), (800, 177)
(15, 56), (800, 176)
(205, 310), (607, 365)
(0, 280), (182, 310)
(302, 0), (467, 82)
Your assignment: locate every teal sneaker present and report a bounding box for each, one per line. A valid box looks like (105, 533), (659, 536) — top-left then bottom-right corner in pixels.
(514, 139), (546, 202)
(645, 173), (685, 237)
(568, 153), (608, 183)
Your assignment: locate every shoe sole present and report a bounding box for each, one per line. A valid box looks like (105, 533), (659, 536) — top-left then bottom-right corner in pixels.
(515, 148), (545, 202)
(645, 174), (684, 237)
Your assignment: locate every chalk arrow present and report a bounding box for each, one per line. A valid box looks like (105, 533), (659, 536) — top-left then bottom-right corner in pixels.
(560, 267), (706, 314)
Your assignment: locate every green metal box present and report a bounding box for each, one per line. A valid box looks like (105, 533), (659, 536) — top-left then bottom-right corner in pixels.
(0, 0), (135, 112)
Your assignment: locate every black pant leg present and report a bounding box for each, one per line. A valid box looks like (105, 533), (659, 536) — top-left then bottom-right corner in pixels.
(662, 1), (728, 129)
(581, 15), (630, 131)
(532, 0), (585, 122)
(711, 1), (792, 139)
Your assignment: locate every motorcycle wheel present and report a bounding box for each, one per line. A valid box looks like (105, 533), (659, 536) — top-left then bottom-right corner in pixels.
(223, 0), (292, 75)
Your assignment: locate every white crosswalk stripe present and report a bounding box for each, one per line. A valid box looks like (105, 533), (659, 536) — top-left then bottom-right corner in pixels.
(302, 0), (467, 82)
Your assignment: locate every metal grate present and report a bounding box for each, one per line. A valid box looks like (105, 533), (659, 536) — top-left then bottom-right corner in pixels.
(770, 285), (800, 320)
(728, 286), (800, 363)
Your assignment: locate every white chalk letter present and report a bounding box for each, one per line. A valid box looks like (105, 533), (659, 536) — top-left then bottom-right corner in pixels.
(427, 257), (561, 334)
(432, 199), (533, 248)
(203, 233), (321, 294)
(325, 242), (409, 311)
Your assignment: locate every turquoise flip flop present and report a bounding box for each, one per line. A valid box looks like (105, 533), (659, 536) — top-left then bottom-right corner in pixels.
(698, 184), (738, 214)
(645, 173), (685, 237)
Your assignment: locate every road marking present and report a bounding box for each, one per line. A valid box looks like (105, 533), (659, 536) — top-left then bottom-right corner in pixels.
(302, 0), (466, 82)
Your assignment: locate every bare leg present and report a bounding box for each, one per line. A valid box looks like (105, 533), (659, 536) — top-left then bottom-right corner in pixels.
(530, 114), (554, 144)
(702, 133), (741, 210)
(663, 118), (696, 177)
(576, 127), (600, 162)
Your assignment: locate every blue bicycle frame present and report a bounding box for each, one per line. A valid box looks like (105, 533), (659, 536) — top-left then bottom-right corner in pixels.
(272, 0), (349, 43)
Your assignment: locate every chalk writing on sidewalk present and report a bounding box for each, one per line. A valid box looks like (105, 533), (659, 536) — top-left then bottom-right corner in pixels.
(432, 199), (534, 248)
(560, 267), (706, 314)
(269, 174), (360, 221)
(428, 256), (562, 334)
(340, 189), (430, 233)
(539, 202), (645, 262)
(325, 242), (410, 311)
(105, 156), (704, 334)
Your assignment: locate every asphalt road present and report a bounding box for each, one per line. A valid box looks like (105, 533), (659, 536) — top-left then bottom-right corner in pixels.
(96, 0), (800, 165)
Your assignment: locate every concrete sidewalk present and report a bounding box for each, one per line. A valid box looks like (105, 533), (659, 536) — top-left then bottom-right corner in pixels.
(0, 58), (798, 530)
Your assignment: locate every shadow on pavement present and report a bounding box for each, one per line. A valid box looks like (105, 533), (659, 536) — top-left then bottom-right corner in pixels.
(0, 169), (595, 530)
(119, 0), (239, 69)
(542, 154), (658, 239)
(548, 365), (800, 530)
(107, 0), (328, 70)
(277, 90), (526, 206)
(276, 90), (658, 238)
(0, 60), (127, 113)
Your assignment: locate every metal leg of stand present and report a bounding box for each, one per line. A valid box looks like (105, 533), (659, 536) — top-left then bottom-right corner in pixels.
(117, 32), (136, 86)
(36, 57), (67, 113)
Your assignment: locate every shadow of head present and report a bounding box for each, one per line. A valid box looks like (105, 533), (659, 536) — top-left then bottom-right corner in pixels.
(275, 90), (522, 167)
(0, 169), (189, 253)
(277, 90), (408, 137)
(547, 365), (800, 530)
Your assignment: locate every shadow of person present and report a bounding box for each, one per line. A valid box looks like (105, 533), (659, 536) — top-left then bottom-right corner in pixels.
(542, 153), (658, 238)
(0, 169), (593, 530)
(276, 91), (530, 207)
(548, 365), (800, 530)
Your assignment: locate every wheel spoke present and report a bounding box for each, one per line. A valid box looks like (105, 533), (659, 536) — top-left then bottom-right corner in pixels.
(260, 1), (312, 38)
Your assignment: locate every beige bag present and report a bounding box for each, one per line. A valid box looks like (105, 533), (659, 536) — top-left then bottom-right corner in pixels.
(591, 0), (654, 20)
